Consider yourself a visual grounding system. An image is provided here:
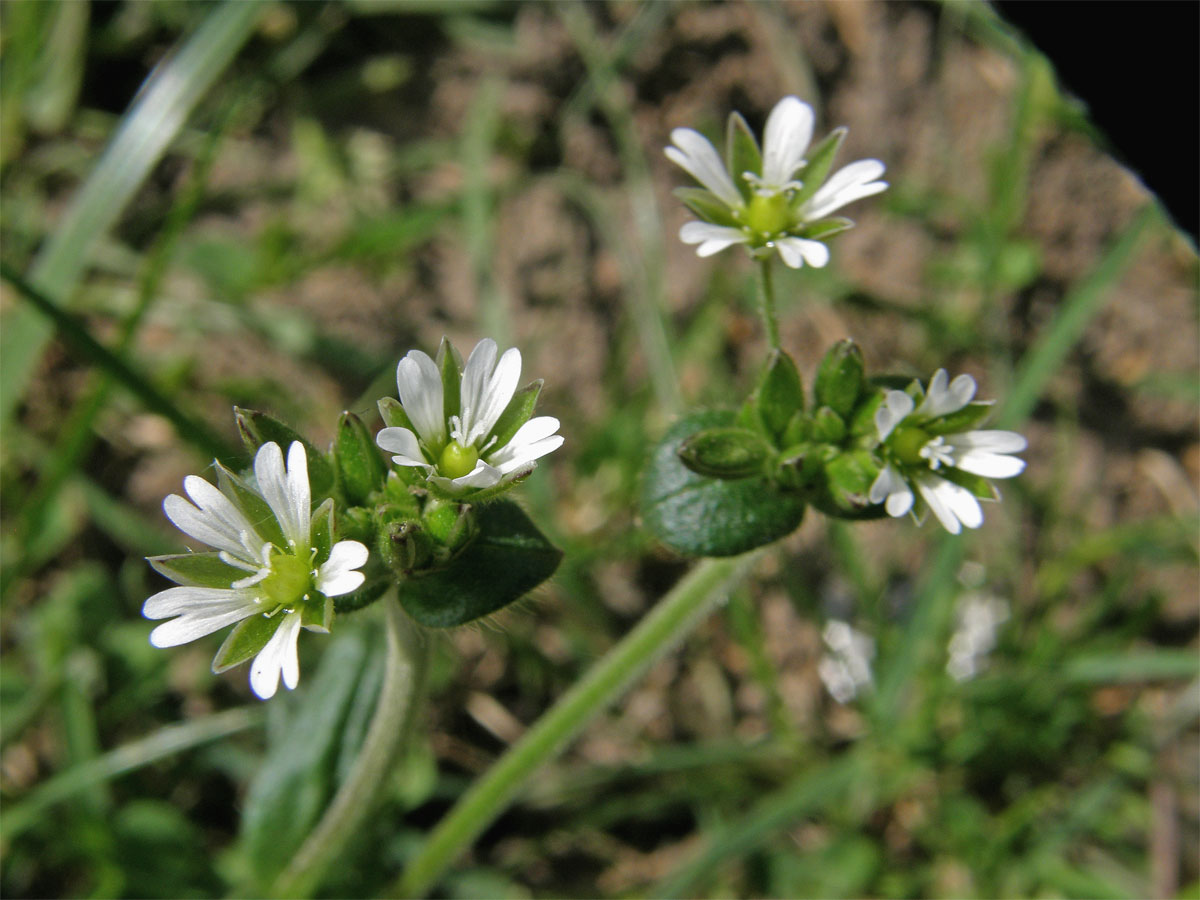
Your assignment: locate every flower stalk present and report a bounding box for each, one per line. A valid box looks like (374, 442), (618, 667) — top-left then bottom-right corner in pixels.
(390, 553), (759, 898)
(757, 258), (781, 350)
(271, 593), (428, 899)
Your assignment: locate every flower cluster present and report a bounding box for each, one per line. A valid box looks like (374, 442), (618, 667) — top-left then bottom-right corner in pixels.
(144, 442), (367, 699)
(376, 338), (563, 496)
(868, 369), (1026, 534)
(666, 95), (887, 268)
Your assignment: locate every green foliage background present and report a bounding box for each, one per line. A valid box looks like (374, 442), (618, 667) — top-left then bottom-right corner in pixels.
(1, 2), (1196, 897)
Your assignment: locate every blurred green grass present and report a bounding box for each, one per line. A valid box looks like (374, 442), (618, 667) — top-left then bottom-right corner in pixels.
(1, 2), (1196, 898)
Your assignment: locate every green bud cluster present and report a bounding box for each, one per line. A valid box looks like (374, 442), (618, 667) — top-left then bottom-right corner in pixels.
(675, 340), (890, 521)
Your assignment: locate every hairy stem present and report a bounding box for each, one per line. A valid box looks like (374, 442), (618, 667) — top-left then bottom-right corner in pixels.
(392, 553), (758, 898)
(757, 258), (781, 350)
(271, 595), (428, 898)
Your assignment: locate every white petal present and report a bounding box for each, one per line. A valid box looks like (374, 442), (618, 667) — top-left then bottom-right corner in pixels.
(868, 464), (915, 518)
(255, 442), (301, 547)
(396, 350), (446, 446)
(874, 390), (914, 440)
(495, 436), (564, 475)
(375, 427), (431, 469)
(679, 221), (748, 256)
(802, 158), (887, 220)
(774, 236), (830, 269)
(917, 475), (983, 534)
(316, 540), (369, 596)
(761, 96), (814, 190)
(429, 461), (505, 494)
(665, 128), (743, 208)
(459, 341), (521, 446)
(951, 430), (1028, 454)
(917, 370), (976, 418)
(250, 612), (303, 699)
(144, 587), (260, 647)
(953, 450), (1026, 479)
(166, 474), (265, 561)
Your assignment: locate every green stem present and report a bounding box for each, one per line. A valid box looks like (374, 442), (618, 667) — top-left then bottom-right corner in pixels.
(757, 258), (780, 350)
(271, 596), (429, 899)
(391, 553), (758, 898)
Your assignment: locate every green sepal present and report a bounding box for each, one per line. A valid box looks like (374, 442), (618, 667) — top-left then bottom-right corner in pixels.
(380, 471), (423, 515)
(751, 349), (804, 442)
(801, 217), (854, 240)
(674, 187), (740, 227)
(422, 499), (477, 553)
(397, 501), (562, 628)
(781, 410), (808, 446)
(334, 412), (388, 507)
(337, 505), (376, 547)
(214, 462), (287, 549)
(789, 126), (846, 210)
(234, 407), (335, 499)
(810, 449), (889, 520)
(774, 442), (835, 492)
(641, 411), (806, 557)
(677, 427), (772, 479)
(488, 379), (542, 451)
(310, 498), (334, 563)
(377, 396), (416, 432)
(938, 466), (1001, 501)
(809, 406), (846, 443)
(148, 552), (246, 588)
(726, 111), (762, 204)
(377, 506), (432, 575)
(814, 339), (865, 419)
(212, 611), (282, 673)
(437, 336), (462, 436)
(848, 390), (884, 438)
(301, 597), (333, 633)
(925, 402), (994, 436)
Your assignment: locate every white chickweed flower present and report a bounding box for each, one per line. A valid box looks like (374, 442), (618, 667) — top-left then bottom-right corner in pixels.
(946, 591), (1010, 682)
(376, 337), (563, 496)
(868, 369), (1027, 534)
(144, 441), (368, 699)
(817, 620), (875, 704)
(665, 95), (887, 268)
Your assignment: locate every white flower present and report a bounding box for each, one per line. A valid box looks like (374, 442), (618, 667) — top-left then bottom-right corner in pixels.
(868, 370), (1027, 534)
(144, 441), (369, 699)
(666, 95), (887, 268)
(376, 338), (563, 495)
(818, 620), (875, 704)
(946, 591), (1009, 682)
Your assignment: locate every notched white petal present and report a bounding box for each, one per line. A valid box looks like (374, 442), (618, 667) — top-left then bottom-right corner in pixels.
(250, 612), (303, 699)
(665, 128), (743, 208)
(396, 350), (446, 446)
(761, 96), (814, 190)
(316, 540), (369, 596)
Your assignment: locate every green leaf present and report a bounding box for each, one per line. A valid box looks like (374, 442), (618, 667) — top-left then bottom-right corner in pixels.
(377, 396), (416, 431)
(789, 126), (846, 210)
(925, 402), (994, 435)
(678, 427), (771, 479)
(148, 552), (244, 588)
(641, 411), (806, 557)
(814, 339), (865, 418)
(397, 501), (561, 628)
(334, 412), (388, 506)
(239, 627), (372, 889)
(725, 111), (762, 204)
(752, 349), (804, 442)
(488, 379), (542, 451)
(213, 613), (282, 674)
(673, 187), (739, 227)
(234, 407), (335, 499)
(437, 336), (462, 429)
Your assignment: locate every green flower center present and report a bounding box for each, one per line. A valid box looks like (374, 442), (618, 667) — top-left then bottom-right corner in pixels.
(261, 549), (314, 609)
(890, 425), (932, 466)
(439, 440), (479, 479)
(745, 193), (790, 236)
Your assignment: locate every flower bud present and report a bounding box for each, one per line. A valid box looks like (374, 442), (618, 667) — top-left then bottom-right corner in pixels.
(814, 340), (865, 419)
(678, 427), (772, 479)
